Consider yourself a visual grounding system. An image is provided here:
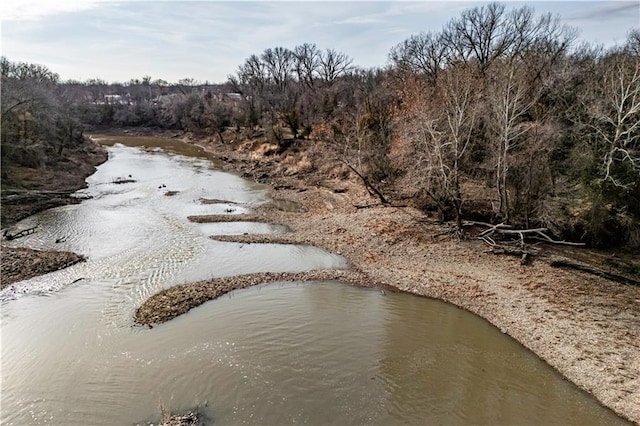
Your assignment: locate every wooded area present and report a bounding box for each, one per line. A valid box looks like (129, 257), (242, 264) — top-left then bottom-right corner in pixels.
(2, 3), (638, 248)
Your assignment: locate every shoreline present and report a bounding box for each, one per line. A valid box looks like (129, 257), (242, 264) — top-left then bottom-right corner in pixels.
(139, 133), (640, 424)
(136, 182), (640, 424)
(1, 136), (107, 289)
(2, 130), (638, 424)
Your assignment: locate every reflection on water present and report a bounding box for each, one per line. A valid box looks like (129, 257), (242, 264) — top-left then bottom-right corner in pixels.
(1, 282), (628, 425)
(0, 138), (629, 425)
(92, 134), (224, 165)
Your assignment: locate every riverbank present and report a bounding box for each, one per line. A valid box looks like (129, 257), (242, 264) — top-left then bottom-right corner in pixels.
(1, 137), (108, 227)
(135, 131), (639, 424)
(2, 129), (638, 423)
(0, 139), (107, 289)
(1, 136), (107, 289)
(1, 247), (85, 290)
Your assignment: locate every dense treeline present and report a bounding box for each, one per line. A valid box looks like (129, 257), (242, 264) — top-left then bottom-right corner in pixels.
(2, 3), (638, 247)
(386, 4), (640, 248)
(1, 57), (86, 170)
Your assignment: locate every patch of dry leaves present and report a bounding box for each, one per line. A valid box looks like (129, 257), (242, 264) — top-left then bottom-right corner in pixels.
(1, 246), (85, 289)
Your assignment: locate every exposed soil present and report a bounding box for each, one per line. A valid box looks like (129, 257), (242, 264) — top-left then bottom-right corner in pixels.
(1, 137), (107, 289)
(3, 128), (639, 424)
(1, 139), (108, 227)
(138, 191), (640, 423)
(1, 246), (85, 289)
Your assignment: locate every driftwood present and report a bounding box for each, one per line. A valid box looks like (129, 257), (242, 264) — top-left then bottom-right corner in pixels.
(354, 203), (376, 209)
(272, 184), (297, 191)
(491, 246), (537, 266)
(341, 161), (389, 205)
(354, 202), (408, 210)
(3, 226), (37, 241)
(2, 190), (90, 202)
(549, 257), (640, 286)
(112, 178), (136, 184)
(463, 222), (639, 284)
(464, 221), (584, 265)
(465, 221), (584, 246)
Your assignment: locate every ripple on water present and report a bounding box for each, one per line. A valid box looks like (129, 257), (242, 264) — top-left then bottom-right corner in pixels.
(1, 142), (629, 426)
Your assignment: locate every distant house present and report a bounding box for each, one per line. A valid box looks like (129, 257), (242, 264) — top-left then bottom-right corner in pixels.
(225, 92), (243, 101)
(214, 92), (244, 103)
(103, 94), (130, 105)
(152, 93), (180, 105)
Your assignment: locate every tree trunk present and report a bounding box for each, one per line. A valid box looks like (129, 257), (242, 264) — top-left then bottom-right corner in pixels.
(216, 129), (225, 144)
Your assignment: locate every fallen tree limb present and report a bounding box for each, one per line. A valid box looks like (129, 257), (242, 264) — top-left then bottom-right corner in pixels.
(487, 244), (540, 265)
(463, 220), (512, 229)
(3, 226), (37, 241)
(353, 202), (409, 210)
(530, 231), (586, 246)
(354, 203), (376, 209)
(1, 191), (88, 204)
(469, 222), (585, 247)
(341, 161), (389, 205)
(549, 257), (640, 286)
(470, 222), (584, 265)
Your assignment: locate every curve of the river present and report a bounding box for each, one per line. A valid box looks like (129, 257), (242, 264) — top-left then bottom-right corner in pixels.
(0, 138), (629, 425)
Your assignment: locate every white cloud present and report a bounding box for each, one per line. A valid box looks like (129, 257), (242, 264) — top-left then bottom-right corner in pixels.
(2, 1), (638, 84)
(333, 15), (385, 25)
(1, 0), (107, 21)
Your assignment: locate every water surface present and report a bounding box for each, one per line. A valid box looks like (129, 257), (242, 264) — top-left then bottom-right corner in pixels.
(0, 137), (628, 425)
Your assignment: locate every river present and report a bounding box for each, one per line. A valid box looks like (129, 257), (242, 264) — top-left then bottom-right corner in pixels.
(0, 137), (628, 425)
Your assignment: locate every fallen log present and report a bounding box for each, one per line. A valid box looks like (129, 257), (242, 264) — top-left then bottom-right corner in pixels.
(468, 221), (584, 266)
(466, 221), (585, 247)
(549, 257), (640, 286)
(341, 161), (389, 205)
(3, 226), (37, 241)
(354, 203), (376, 209)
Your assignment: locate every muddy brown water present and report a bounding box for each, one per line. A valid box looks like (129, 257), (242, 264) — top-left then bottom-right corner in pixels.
(0, 137), (629, 425)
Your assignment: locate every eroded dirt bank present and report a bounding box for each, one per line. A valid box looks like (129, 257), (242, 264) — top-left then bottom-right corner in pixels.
(135, 131), (639, 424)
(1, 138), (108, 227)
(1, 137), (107, 288)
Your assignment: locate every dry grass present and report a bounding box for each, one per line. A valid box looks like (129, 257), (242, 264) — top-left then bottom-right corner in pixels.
(249, 142), (279, 159)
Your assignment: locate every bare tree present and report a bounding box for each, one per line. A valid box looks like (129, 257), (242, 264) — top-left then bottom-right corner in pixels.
(439, 66), (477, 228)
(398, 66), (477, 228)
(587, 51), (640, 188)
(627, 28), (640, 56)
(439, 2), (577, 79)
(511, 11), (578, 85)
(262, 47), (299, 139)
(228, 54), (268, 127)
(1, 58), (60, 148)
(261, 47), (294, 89)
(1, 57), (89, 172)
(294, 43), (321, 90)
(389, 31), (448, 81)
(318, 49), (353, 84)
(441, 2), (513, 74)
(175, 78), (201, 95)
(229, 45), (354, 141)
(201, 92), (232, 143)
(487, 62), (539, 220)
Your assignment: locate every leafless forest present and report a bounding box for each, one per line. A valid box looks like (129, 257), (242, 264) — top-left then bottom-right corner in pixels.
(2, 3), (639, 248)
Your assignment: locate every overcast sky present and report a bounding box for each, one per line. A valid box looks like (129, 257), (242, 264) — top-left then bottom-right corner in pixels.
(1, 1), (638, 84)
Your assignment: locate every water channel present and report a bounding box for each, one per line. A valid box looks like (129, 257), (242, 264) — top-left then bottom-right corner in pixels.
(0, 137), (628, 425)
